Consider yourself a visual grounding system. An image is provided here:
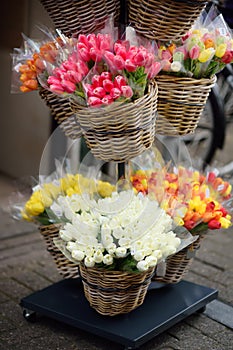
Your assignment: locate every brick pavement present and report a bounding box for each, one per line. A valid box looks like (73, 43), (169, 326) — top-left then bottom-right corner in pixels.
(0, 175), (233, 350)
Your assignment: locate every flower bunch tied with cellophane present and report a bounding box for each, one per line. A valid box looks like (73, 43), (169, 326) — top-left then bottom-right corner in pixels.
(11, 26), (73, 94)
(38, 18), (162, 107)
(19, 170), (115, 226)
(130, 153), (232, 235)
(52, 189), (196, 273)
(157, 5), (233, 79)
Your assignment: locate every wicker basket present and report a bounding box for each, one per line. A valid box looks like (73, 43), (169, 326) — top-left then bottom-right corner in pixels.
(79, 264), (155, 316)
(128, 0), (210, 41)
(153, 236), (203, 284)
(70, 82), (158, 162)
(155, 75), (216, 136)
(39, 224), (79, 279)
(40, 0), (120, 37)
(39, 87), (82, 139)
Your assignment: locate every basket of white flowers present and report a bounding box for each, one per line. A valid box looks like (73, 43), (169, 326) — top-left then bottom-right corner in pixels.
(53, 190), (185, 316)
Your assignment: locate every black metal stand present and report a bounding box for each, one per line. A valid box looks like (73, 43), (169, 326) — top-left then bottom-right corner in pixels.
(20, 278), (218, 349)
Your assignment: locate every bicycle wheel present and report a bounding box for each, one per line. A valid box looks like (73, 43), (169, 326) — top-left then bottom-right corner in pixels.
(180, 83), (226, 167)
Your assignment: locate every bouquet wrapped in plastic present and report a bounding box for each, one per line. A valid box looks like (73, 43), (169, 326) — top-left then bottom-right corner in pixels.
(131, 164), (232, 235)
(157, 5), (233, 79)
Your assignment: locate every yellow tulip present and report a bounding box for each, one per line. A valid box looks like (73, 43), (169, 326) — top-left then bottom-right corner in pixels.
(174, 216), (184, 226)
(97, 181), (115, 197)
(215, 43), (227, 58)
(219, 216), (231, 229)
(198, 48), (215, 63)
(25, 200), (44, 216)
(43, 183), (60, 199)
(189, 196), (206, 215)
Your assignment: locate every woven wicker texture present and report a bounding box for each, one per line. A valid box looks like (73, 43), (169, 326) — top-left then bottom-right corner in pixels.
(153, 236), (204, 284)
(39, 224), (79, 279)
(155, 75), (216, 136)
(71, 82), (158, 162)
(40, 0), (120, 37)
(39, 87), (82, 139)
(128, 0), (209, 41)
(79, 264), (155, 316)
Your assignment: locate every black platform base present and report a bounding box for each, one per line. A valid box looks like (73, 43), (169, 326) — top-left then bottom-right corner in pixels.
(20, 279), (218, 349)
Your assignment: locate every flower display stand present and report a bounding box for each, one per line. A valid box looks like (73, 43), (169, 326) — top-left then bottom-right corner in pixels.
(19, 0), (219, 348)
(20, 278), (217, 349)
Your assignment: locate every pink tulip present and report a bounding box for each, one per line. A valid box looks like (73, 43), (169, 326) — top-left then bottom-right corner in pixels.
(127, 46), (138, 60)
(78, 47), (91, 62)
(92, 75), (102, 88)
(47, 76), (61, 85)
(52, 67), (66, 79)
(63, 71), (82, 84)
(76, 61), (89, 76)
(189, 45), (200, 60)
(104, 51), (117, 71)
(90, 48), (102, 62)
(49, 83), (65, 94)
(125, 59), (137, 72)
(113, 55), (125, 70)
(133, 50), (147, 66)
(110, 87), (121, 99)
(61, 80), (76, 93)
(121, 85), (133, 98)
(101, 72), (112, 81)
(92, 87), (105, 98)
(78, 34), (90, 48)
(97, 33), (112, 51)
(146, 62), (161, 79)
(114, 75), (127, 89)
(62, 61), (77, 71)
(102, 79), (114, 93)
(102, 95), (113, 105)
(114, 43), (127, 59)
(222, 50), (233, 64)
(88, 96), (102, 106)
(84, 83), (94, 97)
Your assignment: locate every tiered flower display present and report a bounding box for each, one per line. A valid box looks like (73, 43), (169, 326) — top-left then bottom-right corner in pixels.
(131, 166), (232, 234)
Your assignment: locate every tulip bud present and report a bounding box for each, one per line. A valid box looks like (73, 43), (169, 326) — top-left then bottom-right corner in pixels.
(61, 80), (76, 93)
(92, 87), (105, 98)
(102, 79), (114, 93)
(121, 85), (133, 98)
(88, 96), (102, 106)
(125, 59), (137, 72)
(110, 87), (121, 99)
(114, 75), (127, 89)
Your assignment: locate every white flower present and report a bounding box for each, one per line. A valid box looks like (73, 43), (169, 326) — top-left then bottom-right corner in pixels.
(115, 247), (127, 258)
(103, 254), (114, 265)
(93, 249), (104, 263)
(66, 241), (77, 252)
(171, 61), (182, 72)
(118, 237), (131, 248)
(145, 255), (157, 267)
(106, 243), (116, 255)
(71, 249), (85, 261)
(84, 256), (95, 267)
(137, 260), (149, 272)
(133, 250), (146, 261)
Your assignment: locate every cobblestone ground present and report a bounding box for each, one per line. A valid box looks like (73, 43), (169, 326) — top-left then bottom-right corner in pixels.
(0, 175), (232, 350)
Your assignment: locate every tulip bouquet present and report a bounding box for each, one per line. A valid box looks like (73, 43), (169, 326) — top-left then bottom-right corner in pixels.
(40, 25), (162, 107)
(131, 166), (232, 235)
(11, 29), (72, 94)
(21, 172), (115, 225)
(52, 189), (186, 273)
(157, 6), (233, 79)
